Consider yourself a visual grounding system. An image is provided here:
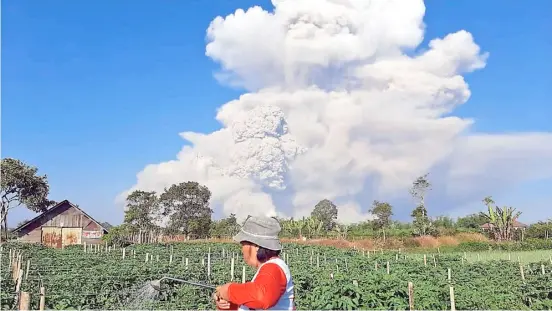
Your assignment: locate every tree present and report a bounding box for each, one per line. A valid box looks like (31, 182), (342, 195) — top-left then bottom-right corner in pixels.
(159, 182), (212, 239)
(456, 213), (487, 229)
(1, 158), (55, 239)
(123, 190), (160, 232)
(480, 196), (521, 241)
(433, 216), (455, 229)
(409, 174), (433, 236)
(368, 200), (393, 240)
(311, 199), (338, 231)
(210, 213), (240, 238)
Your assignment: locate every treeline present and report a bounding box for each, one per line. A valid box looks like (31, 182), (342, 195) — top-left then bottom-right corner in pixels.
(108, 174), (552, 245)
(2, 157), (551, 244)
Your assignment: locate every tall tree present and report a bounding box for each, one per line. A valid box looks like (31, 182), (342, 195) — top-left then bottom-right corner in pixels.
(369, 200), (393, 230)
(159, 181), (212, 238)
(409, 173), (433, 236)
(369, 200), (393, 240)
(124, 190), (160, 231)
(311, 199), (338, 231)
(1, 158), (55, 239)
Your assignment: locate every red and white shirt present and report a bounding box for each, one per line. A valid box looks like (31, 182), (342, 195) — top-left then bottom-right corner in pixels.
(219, 257), (295, 310)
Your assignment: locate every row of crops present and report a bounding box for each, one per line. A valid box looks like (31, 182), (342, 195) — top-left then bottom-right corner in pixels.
(1, 242), (552, 310)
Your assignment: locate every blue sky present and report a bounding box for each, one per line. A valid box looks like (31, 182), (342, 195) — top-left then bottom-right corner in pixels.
(2, 0), (551, 226)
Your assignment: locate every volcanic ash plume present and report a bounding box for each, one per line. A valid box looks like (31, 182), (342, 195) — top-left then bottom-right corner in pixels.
(121, 0), (552, 223)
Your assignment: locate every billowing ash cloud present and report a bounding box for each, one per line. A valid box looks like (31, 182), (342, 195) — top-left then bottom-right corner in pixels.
(119, 0), (552, 223)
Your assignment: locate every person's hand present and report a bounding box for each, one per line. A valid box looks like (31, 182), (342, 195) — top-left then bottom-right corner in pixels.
(215, 298), (231, 310)
(215, 283), (232, 301)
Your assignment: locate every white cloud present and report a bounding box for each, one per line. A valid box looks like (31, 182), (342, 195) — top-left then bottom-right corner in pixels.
(120, 0), (552, 224)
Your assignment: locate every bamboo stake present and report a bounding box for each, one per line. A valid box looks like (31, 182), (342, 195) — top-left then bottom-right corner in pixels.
(448, 268), (451, 281)
(231, 257), (235, 281)
(449, 286), (456, 311)
(25, 260), (30, 280)
(19, 291), (30, 311)
(15, 269), (23, 294)
(39, 287), (45, 311)
(207, 251), (211, 278)
(408, 282), (414, 311)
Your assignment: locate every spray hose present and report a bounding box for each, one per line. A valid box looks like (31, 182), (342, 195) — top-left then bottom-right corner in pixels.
(156, 276), (217, 290)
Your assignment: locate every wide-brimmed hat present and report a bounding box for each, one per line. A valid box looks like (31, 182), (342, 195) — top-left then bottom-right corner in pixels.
(233, 216), (282, 251)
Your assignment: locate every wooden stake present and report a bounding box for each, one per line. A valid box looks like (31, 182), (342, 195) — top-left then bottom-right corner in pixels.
(145, 253), (149, 263)
(231, 257), (235, 281)
(122, 248), (126, 260)
(185, 258), (189, 268)
(541, 264), (545, 275)
(169, 254), (173, 265)
(15, 269), (23, 293)
(386, 261), (390, 274)
(242, 266), (246, 283)
(448, 268), (451, 281)
(408, 282), (414, 311)
(207, 252), (211, 278)
(520, 263), (525, 281)
(83, 242), (87, 252)
(19, 291), (30, 311)
(449, 286), (456, 311)
(25, 260), (30, 280)
(39, 287), (45, 311)
(424, 254), (427, 266)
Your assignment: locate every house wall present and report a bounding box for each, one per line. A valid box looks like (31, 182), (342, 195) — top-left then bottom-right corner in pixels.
(17, 202), (105, 246)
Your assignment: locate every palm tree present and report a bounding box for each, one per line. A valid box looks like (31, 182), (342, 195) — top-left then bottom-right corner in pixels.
(480, 196), (522, 241)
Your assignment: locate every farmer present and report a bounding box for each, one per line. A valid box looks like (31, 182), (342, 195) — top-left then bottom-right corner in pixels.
(214, 216), (295, 310)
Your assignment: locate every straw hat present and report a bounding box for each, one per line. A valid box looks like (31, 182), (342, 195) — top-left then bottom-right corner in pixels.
(233, 216), (282, 251)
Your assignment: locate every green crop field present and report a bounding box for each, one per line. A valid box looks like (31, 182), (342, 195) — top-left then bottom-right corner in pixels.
(1, 242), (552, 310)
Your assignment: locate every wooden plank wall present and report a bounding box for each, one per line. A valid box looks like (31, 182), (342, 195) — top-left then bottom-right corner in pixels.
(16, 202), (105, 245)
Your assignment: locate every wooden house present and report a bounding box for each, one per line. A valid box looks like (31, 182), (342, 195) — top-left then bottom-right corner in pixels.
(11, 200), (109, 248)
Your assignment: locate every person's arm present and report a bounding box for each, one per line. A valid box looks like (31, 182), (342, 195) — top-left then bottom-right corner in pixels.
(227, 263), (287, 309)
